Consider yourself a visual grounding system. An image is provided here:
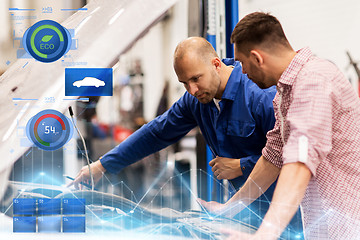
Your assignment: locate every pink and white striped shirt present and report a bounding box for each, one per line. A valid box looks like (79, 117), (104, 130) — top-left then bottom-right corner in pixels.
(262, 47), (360, 239)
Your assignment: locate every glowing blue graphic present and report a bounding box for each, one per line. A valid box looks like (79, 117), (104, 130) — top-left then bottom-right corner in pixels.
(26, 109), (73, 151)
(38, 216), (61, 232)
(22, 20), (71, 62)
(62, 198), (85, 214)
(38, 198), (61, 215)
(73, 77), (105, 88)
(13, 217), (36, 232)
(65, 68), (113, 96)
(8, 166), (311, 238)
(12, 198), (85, 233)
(13, 198), (36, 215)
(63, 217), (86, 232)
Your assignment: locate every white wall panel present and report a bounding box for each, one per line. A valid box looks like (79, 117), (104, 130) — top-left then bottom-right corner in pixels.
(238, 0), (360, 89)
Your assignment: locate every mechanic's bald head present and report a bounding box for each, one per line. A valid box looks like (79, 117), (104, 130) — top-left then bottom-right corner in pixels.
(173, 37), (226, 103)
(173, 37), (219, 69)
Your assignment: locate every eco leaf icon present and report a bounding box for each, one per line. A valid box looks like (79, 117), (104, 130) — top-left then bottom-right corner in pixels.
(41, 35), (53, 42)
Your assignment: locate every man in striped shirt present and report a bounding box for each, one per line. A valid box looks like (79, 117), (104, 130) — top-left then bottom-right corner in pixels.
(200, 12), (360, 239)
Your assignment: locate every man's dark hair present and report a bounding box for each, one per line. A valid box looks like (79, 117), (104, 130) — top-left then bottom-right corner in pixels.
(231, 12), (291, 55)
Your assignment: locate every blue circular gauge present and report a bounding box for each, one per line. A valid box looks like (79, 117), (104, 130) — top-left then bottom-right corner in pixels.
(22, 20), (72, 63)
(26, 109), (73, 151)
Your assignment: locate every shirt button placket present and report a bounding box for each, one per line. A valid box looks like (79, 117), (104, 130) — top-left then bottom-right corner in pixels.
(277, 86), (286, 145)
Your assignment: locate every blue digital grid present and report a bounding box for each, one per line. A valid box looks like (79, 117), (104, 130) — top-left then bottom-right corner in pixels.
(13, 198), (36, 215)
(13, 198), (86, 233)
(38, 198), (61, 215)
(13, 216), (36, 232)
(62, 198), (85, 214)
(62, 216), (86, 232)
(38, 216), (61, 232)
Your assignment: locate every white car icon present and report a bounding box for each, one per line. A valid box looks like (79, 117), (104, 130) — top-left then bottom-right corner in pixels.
(73, 77), (105, 88)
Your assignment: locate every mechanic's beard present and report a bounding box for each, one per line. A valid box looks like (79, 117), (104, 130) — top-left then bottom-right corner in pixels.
(248, 75), (267, 89)
(197, 92), (212, 104)
(256, 80), (268, 89)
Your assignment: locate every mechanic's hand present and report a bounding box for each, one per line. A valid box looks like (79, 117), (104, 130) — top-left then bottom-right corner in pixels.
(198, 198), (244, 218)
(197, 198), (227, 215)
(66, 160), (106, 190)
(209, 157), (243, 180)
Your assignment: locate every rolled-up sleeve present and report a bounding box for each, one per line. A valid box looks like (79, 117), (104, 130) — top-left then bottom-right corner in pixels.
(282, 71), (332, 176)
(240, 154), (261, 177)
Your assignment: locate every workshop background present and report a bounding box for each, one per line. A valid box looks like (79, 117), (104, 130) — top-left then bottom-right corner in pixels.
(0, 0), (359, 238)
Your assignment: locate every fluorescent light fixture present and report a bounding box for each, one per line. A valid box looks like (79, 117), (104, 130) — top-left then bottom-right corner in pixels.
(108, 8), (124, 25)
(90, 6), (100, 15)
(2, 102), (30, 142)
(75, 15), (92, 36)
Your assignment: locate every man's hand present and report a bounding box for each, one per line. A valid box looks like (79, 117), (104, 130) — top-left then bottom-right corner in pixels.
(197, 198), (227, 214)
(209, 157), (242, 180)
(197, 198), (240, 218)
(67, 160), (106, 190)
